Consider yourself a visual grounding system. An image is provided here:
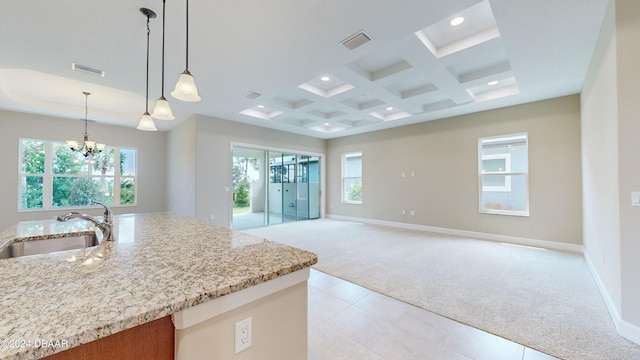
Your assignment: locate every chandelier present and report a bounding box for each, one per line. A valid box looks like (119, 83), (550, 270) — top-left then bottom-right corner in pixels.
(66, 91), (105, 158)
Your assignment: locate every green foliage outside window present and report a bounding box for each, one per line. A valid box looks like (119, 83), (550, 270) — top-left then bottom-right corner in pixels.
(21, 141), (45, 209)
(19, 139), (136, 209)
(234, 181), (250, 208)
(348, 181), (362, 202)
(120, 178), (135, 205)
(22, 176), (43, 209)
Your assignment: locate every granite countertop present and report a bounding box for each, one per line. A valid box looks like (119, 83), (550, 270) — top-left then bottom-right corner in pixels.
(0, 213), (317, 359)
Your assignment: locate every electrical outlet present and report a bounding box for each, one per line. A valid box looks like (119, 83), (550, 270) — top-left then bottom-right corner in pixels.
(235, 317), (252, 354)
(409, 210), (416, 216)
(402, 209), (406, 215)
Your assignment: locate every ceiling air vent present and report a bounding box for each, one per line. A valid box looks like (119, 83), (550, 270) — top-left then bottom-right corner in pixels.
(341, 31), (371, 51)
(71, 63), (105, 77)
(244, 91), (261, 99)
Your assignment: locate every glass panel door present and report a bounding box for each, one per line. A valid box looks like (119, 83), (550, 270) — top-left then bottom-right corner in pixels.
(297, 155), (310, 221)
(232, 147), (266, 230)
(307, 156), (320, 219)
(235, 148), (321, 228)
(268, 151), (284, 225)
(296, 155), (320, 220)
(281, 153), (297, 223)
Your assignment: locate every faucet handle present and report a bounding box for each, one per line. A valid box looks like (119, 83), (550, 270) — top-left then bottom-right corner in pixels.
(92, 201), (113, 224)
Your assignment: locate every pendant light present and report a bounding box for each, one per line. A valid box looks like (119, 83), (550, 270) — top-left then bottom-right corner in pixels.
(66, 92), (105, 159)
(151, 0), (175, 120)
(171, 0), (201, 102)
(138, 7), (158, 131)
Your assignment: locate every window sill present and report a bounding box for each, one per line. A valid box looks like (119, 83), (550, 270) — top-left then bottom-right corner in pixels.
(480, 209), (529, 217)
(18, 204), (137, 213)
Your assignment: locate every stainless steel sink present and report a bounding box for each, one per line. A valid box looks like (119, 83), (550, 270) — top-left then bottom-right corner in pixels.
(0, 233), (99, 259)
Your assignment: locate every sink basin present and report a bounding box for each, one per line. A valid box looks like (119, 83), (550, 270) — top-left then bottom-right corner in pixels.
(0, 233), (99, 259)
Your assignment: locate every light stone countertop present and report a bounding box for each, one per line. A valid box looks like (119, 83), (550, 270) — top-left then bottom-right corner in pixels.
(0, 212), (317, 359)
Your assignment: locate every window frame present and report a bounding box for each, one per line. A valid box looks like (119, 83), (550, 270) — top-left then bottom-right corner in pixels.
(478, 133), (529, 217)
(341, 151), (362, 204)
(481, 153), (512, 192)
(18, 138), (138, 212)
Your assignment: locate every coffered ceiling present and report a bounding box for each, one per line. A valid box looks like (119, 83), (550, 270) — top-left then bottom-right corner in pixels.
(0, 0), (609, 139)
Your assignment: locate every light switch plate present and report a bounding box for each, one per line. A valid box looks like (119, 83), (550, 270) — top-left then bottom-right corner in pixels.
(632, 192), (640, 207)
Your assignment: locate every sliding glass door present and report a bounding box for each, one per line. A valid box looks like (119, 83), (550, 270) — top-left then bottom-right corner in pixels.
(233, 146), (320, 230)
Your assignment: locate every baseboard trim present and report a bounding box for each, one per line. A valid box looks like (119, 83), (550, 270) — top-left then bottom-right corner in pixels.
(326, 215), (584, 253)
(584, 252), (640, 345)
(619, 320), (640, 345)
(583, 251), (622, 326)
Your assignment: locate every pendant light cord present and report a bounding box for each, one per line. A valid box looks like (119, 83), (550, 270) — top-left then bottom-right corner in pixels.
(185, 0), (189, 71)
(84, 93), (89, 136)
(145, 14), (151, 113)
(161, 0), (167, 97)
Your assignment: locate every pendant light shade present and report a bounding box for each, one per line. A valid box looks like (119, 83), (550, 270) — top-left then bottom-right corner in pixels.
(137, 113), (158, 131)
(172, 0), (201, 102)
(151, 97), (174, 120)
(172, 71), (201, 102)
(151, 0), (175, 120)
(138, 7), (158, 131)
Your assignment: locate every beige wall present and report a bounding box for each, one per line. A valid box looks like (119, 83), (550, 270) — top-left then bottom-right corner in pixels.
(0, 110), (167, 231)
(327, 96), (583, 245)
(167, 117), (197, 218)
(582, 0), (640, 342)
(166, 115), (326, 227)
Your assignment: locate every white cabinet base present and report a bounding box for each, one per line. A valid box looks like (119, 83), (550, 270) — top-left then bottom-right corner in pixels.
(173, 269), (309, 359)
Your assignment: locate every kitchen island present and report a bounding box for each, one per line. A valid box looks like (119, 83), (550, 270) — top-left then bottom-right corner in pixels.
(0, 213), (317, 359)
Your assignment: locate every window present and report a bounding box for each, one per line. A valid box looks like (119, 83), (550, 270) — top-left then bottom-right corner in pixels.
(342, 152), (362, 204)
(478, 133), (528, 216)
(19, 139), (137, 211)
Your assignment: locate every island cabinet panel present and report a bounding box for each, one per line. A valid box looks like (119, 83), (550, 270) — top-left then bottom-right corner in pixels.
(175, 282), (308, 360)
(44, 316), (174, 360)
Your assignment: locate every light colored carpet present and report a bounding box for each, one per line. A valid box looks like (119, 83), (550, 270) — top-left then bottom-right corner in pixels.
(243, 219), (640, 360)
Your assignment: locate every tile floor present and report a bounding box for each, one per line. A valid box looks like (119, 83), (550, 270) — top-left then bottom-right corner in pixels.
(307, 269), (559, 360)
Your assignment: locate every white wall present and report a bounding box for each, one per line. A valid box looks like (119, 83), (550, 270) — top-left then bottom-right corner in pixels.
(327, 96), (583, 245)
(582, 0), (640, 343)
(167, 117), (197, 217)
(614, 0), (640, 339)
(581, 0), (622, 319)
(0, 110), (167, 231)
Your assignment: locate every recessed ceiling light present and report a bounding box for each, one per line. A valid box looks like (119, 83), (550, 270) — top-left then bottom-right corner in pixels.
(450, 17), (465, 26)
(257, 104), (265, 108)
(320, 76), (330, 82)
(488, 80), (499, 86)
(386, 106), (393, 111)
(324, 122), (330, 126)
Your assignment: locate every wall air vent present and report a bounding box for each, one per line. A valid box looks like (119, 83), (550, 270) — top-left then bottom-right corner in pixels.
(341, 31), (371, 51)
(71, 63), (105, 77)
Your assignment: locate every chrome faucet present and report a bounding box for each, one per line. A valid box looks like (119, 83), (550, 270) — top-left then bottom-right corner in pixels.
(57, 202), (114, 241)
